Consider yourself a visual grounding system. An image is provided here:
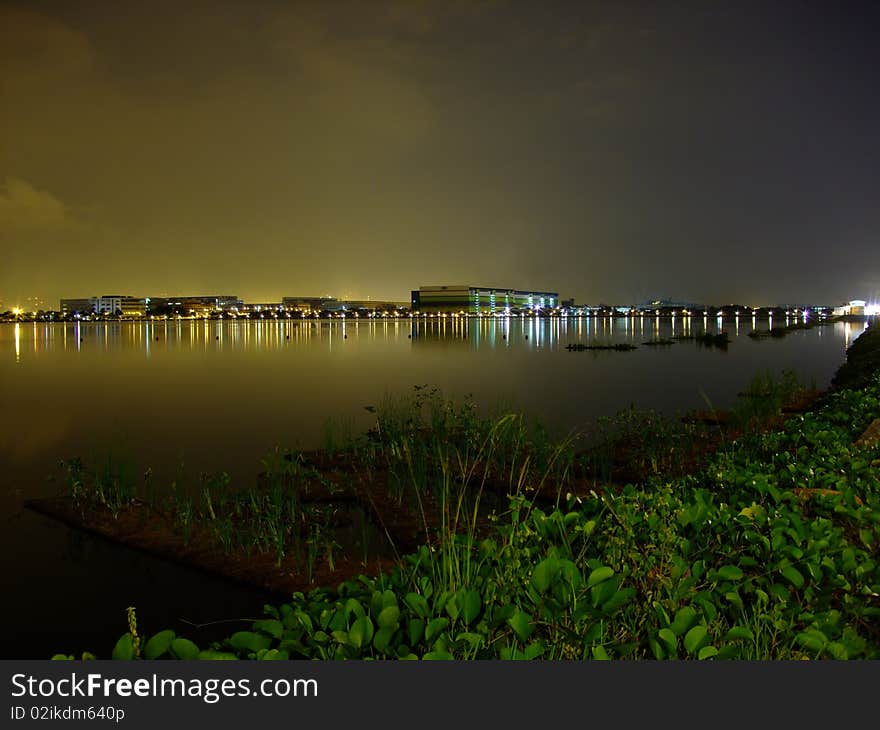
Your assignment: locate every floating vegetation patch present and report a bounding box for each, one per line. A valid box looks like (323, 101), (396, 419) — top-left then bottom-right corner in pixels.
(566, 342), (638, 351)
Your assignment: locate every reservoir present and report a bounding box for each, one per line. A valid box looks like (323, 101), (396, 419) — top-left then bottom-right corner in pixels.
(0, 315), (866, 657)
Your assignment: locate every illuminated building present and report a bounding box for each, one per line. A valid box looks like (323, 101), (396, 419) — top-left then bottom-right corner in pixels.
(59, 298), (94, 316)
(411, 285), (559, 315)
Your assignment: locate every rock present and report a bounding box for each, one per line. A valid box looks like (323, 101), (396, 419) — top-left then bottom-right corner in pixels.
(855, 418), (880, 448)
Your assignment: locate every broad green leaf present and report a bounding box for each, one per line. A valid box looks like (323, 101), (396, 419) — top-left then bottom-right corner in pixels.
(408, 618), (425, 646)
(601, 588), (635, 615)
(404, 592), (429, 619)
(558, 560), (583, 588)
(590, 575), (621, 609)
(724, 591), (744, 612)
(780, 566), (805, 589)
(259, 649), (288, 660)
(658, 628), (677, 655)
(381, 590), (398, 610)
(669, 606), (697, 636)
(344, 599), (365, 620)
(462, 590), (481, 626)
(348, 616), (374, 650)
(143, 630), (175, 660)
(170, 638), (200, 660)
(591, 645), (611, 660)
(422, 651), (454, 660)
(252, 619), (283, 640)
(653, 601), (671, 627)
(377, 606), (400, 629)
(698, 646), (718, 660)
(796, 630), (827, 653)
(684, 625), (709, 656)
(587, 566), (615, 588)
(445, 593), (461, 621)
(531, 558), (559, 593)
(724, 626), (755, 642)
(111, 634), (135, 661)
(455, 632), (484, 651)
(369, 591), (384, 618)
(373, 626), (396, 654)
(425, 617), (449, 643)
(648, 637), (665, 660)
(716, 565), (744, 582)
(197, 650), (238, 660)
(227, 631), (269, 655)
(508, 610), (534, 643)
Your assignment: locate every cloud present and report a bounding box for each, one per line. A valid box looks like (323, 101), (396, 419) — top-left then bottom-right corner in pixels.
(0, 178), (85, 232)
(0, 4), (96, 94)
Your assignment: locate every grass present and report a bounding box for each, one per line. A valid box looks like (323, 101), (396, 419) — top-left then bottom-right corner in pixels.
(57, 369), (816, 579)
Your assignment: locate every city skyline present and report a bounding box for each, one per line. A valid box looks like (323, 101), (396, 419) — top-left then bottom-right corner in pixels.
(2, 1), (879, 307)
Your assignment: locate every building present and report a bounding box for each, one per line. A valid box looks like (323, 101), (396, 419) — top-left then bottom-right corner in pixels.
(340, 299), (409, 314)
(240, 302), (284, 314)
(635, 298), (702, 313)
(148, 295), (241, 315)
(281, 296), (339, 314)
(90, 295), (126, 315)
(834, 300), (867, 317)
(60, 298), (94, 316)
(120, 297), (147, 317)
(61, 295), (146, 317)
(411, 285), (559, 315)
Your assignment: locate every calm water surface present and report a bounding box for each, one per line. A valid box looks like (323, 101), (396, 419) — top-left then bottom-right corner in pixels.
(0, 316), (866, 657)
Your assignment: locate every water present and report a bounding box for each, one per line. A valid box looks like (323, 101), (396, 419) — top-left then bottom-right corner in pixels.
(0, 315), (866, 657)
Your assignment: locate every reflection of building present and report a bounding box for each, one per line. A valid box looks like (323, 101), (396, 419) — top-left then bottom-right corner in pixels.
(411, 285), (558, 314)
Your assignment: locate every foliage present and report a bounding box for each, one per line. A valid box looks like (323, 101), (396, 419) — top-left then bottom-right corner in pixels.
(58, 325), (880, 660)
(70, 373), (880, 660)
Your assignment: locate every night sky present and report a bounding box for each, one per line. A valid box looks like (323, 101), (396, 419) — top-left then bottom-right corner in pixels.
(1, 0), (878, 308)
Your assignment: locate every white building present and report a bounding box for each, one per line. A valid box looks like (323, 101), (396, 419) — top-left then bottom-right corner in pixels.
(90, 295), (125, 315)
(833, 300), (867, 316)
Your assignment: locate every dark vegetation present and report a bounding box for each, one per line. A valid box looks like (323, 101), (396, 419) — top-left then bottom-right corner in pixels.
(48, 326), (880, 660)
(566, 343), (638, 351)
(833, 323), (880, 390)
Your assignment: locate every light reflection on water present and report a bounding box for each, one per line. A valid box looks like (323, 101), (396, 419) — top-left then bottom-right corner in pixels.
(1, 316), (864, 486)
